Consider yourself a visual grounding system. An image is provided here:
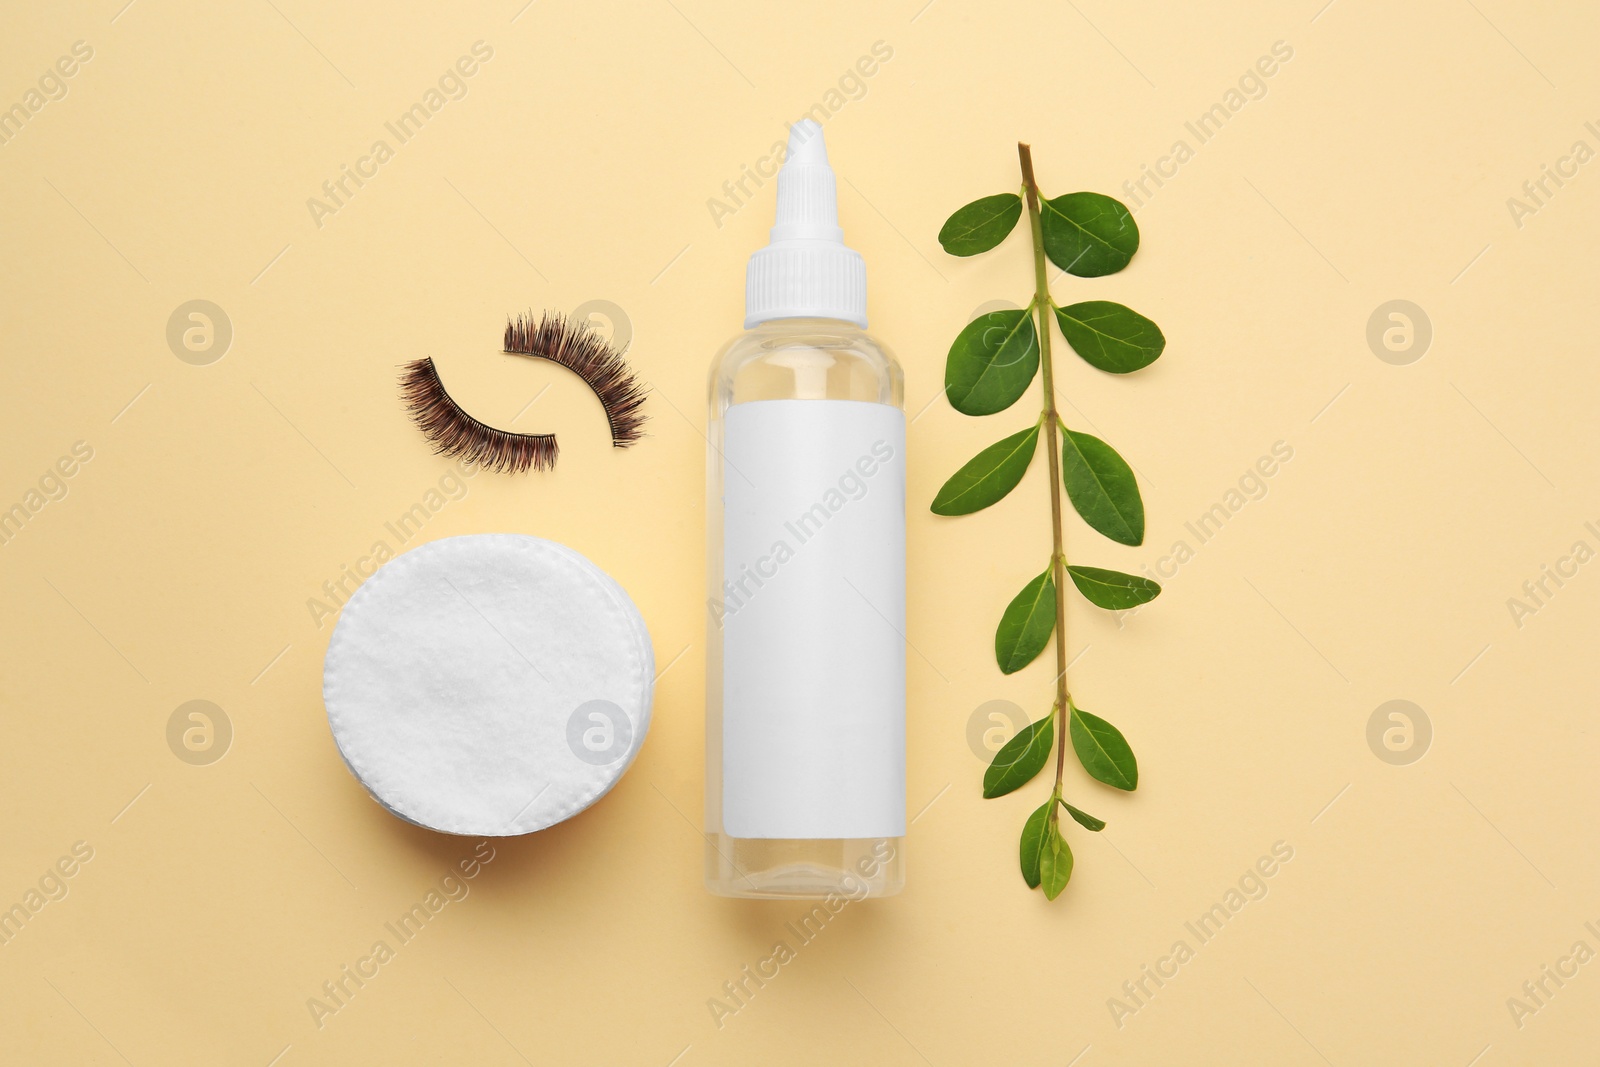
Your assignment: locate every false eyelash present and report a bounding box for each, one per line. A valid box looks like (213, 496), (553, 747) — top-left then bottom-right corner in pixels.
(399, 357), (558, 473)
(503, 310), (648, 448)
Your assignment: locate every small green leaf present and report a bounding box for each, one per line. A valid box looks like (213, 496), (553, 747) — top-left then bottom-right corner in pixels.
(1070, 705), (1138, 791)
(938, 193), (1023, 256)
(1040, 192), (1139, 277)
(983, 712), (1053, 799)
(931, 423), (1040, 516)
(1060, 798), (1105, 832)
(1067, 565), (1162, 610)
(1061, 429), (1144, 545)
(1054, 301), (1165, 374)
(945, 310), (1039, 416)
(1039, 818), (1074, 899)
(1019, 798), (1053, 889)
(995, 567), (1056, 674)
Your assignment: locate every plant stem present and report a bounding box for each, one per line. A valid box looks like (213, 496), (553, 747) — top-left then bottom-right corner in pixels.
(1018, 142), (1072, 797)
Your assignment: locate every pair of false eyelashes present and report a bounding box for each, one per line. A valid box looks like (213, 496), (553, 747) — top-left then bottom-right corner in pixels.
(401, 311), (647, 473)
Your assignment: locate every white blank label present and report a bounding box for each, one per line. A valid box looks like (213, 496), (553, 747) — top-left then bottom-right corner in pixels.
(721, 400), (906, 839)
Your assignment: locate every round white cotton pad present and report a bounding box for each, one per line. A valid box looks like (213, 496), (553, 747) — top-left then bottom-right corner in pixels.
(322, 533), (653, 835)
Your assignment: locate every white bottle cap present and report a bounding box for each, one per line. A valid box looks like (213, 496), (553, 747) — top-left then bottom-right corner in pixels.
(745, 120), (867, 328)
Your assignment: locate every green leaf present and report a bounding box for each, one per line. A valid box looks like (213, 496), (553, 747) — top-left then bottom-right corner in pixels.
(1060, 798), (1105, 832)
(944, 310), (1039, 416)
(1066, 565), (1162, 610)
(1054, 301), (1165, 374)
(1040, 817), (1074, 899)
(1070, 705), (1138, 790)
(983, 712), (1053, 799)
(938, 194), (1023, 256)
(995, 566), (1056, 674)
(931, 423), (1040, 516)
(1019, 798), (1053, 889)
(1061, 429), (1144, 545)
(1040, 192), (1139, 277)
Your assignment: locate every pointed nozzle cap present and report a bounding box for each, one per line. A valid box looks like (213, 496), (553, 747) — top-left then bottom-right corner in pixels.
(785, 118), (829, 165)
(768, 119), (842, 243)
(745, 120), (866, 327)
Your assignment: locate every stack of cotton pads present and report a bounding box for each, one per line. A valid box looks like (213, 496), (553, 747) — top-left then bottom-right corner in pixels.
(322, 534), (653, 835)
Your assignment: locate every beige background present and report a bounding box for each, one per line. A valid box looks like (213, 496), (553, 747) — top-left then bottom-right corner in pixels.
(2, 0), (1597, 1063)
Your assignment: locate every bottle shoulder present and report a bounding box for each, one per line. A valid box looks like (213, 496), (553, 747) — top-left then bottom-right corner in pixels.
(709, 319), (902, 407)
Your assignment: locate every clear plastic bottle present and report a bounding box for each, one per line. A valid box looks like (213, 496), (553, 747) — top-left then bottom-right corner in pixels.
(704, 122), (906, 899)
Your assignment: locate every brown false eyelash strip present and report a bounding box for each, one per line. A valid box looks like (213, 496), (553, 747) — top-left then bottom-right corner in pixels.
(504, 310), (649, 448)
(399, 357), (558, 473)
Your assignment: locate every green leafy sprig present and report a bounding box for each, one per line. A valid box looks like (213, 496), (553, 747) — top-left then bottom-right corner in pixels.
(934, 143), (1164, 900)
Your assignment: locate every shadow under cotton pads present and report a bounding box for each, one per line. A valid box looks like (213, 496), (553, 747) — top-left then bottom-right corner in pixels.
(322, 533), (653, 835)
